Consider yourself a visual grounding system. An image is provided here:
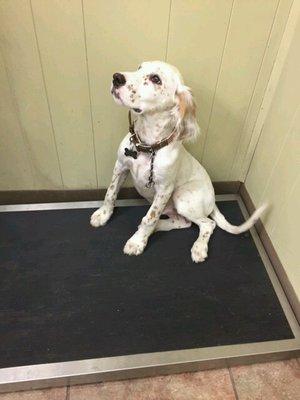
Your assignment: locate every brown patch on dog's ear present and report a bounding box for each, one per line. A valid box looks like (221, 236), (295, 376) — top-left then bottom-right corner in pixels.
(176, 85), (200, 141)
(178, 92), (186, 118)
(190, 99), (196, 117)
(177, 89), (196, 119)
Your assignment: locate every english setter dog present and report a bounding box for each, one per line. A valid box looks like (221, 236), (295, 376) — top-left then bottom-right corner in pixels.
(90, 61), (266, 262)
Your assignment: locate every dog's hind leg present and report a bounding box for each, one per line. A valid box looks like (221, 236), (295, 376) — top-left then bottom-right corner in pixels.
(190, 217), (216, 263)
(173, 181), (216, 262)
(155, 201), (191, 232)
(155, 214), (191, 232)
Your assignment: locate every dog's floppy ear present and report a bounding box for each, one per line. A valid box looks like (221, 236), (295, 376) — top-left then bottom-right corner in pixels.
(176, 84), (200, 141)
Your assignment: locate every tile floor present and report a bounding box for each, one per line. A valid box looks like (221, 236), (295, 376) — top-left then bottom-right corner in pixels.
(0, 359), (299, 400)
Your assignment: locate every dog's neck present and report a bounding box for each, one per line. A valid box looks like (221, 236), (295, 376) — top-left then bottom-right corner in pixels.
(134, 109), (177, 146)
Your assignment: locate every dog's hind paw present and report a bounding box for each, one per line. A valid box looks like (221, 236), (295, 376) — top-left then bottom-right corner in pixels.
(191, 242), (208, 263)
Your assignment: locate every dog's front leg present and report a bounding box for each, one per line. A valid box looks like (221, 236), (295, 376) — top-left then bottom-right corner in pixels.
(124, 185), (174, 256)
(90, 161), (128, 227)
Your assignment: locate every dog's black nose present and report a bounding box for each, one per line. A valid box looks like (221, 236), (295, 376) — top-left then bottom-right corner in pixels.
(113, 73), (126, 88)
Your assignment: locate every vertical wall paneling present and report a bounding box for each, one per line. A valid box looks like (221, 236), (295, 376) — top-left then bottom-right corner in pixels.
(0, 0), (63, 189)
(0, 52), (34, 189)
(31, 0), (97, 189)
(202, 0), (280, 181)
(245, 13), (300, 205)
(261, 105), (300, 233)
(83, 0), (171, 187)
(245, 12), (300, 299)
(166, 0), (234, 160)
(271, 176), (300, 299)
(0, 0), (295, 191)
(240, 0), (300, 181)
(229, 0), (293, 181)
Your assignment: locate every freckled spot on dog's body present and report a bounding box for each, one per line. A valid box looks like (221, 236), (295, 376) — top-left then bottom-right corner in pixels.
(150, 210), (156, 219)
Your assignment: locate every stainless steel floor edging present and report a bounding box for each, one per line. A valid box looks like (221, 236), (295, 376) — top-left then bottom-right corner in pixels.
(0, 195), (299, 393)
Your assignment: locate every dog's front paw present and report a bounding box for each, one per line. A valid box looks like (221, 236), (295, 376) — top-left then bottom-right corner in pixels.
(191, 242), (208, 263)
(90, 206), (112, 228)
(123, 235), (146, 256)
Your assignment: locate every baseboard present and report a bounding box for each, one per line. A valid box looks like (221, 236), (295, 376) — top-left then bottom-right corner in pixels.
(0, 188), (140, 205)
(0, 181), (241, 205)
(239, 183), (300, 325)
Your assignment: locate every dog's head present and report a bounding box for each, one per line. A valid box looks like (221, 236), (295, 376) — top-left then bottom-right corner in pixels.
(111, 61), (200, 140)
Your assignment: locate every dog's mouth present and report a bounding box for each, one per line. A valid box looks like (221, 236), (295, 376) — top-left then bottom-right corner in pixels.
(111, 88), (121, 100)
(111, 88), (142, 113)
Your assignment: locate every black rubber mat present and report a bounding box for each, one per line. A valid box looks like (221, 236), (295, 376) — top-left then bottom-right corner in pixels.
(0, 201), (293, 368)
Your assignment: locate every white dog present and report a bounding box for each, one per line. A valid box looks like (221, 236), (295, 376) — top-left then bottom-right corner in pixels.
(90, 61), (266, 262)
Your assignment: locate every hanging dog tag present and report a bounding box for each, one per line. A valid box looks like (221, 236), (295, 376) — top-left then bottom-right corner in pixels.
(124, 147), (138, 159)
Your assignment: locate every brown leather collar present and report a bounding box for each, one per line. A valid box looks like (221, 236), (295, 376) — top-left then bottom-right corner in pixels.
(128, 111), (177, 153)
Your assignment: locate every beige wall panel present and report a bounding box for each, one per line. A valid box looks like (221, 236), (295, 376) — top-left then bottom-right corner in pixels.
(245, 13), (300, 299)
(245, 16), (300, 204)
(83, 0), (171, 187)
(202, 0), (279, 181)
(261, 105), (300, 232)
(31, 0), (97, 189)
(271, 176), (300, 300)
(0, 53), (34, 190)
(230, 0), (293, 180)
(0, 0), (294, 190)
(0, 0), (62, 189)
(166, 0), (233, 160)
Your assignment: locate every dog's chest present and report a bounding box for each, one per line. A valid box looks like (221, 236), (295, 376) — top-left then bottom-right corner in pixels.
(127, 152), (152, 183)
(124, 151), (155, 198)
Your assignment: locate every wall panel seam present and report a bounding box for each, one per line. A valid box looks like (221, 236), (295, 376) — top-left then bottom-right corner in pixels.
(81, 0), (99, 188)
(29, 0), (64, 188)
(200, 0), (235, 163)
(164, 0), (172, 61)
(228, 0), (281, 181)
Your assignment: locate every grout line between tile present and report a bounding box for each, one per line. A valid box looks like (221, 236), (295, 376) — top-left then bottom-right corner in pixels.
(228, 367), (240, 400)
(66, 385), (70, 400)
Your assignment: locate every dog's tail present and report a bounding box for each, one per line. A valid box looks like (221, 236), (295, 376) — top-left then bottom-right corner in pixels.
(210, 203), (267, 234)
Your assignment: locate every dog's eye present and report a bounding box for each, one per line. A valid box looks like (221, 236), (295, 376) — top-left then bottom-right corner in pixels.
(138, 65), (142, 70)
(149, 74), (162, 85)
